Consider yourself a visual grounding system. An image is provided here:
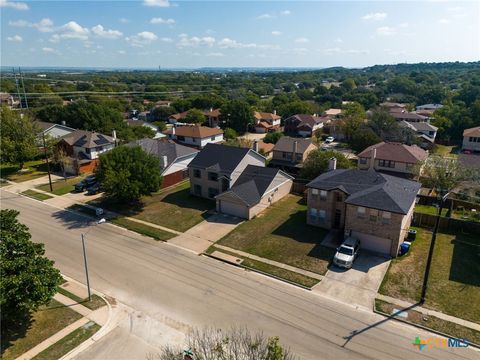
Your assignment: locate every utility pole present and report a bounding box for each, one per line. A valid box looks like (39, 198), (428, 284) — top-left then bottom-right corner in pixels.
(42, 133), (53, 192)
(13, 68), (22, 109)
(19, 67), (29, 109)
(81, 234), (92, 301)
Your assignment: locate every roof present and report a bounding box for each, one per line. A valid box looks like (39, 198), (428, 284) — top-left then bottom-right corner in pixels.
(34, 121), (75, 132)
(400, 121), (438, 132)
(323, 108), (342, 116)
(188, 143), (264, 177)
(216, 165), (292, 206)
(169, 111), (189, 120)
(463, 126), (480, 137)
(127, 138), (198, 168)
(254, 111), (281, 121)
(257, 141), (274, 153)
(416, 103), (443, 110)
(167, 125), (223, 138)
(59, 130), (114, 148)
(286, 114), (327, 129)
(357, 142), (427, 163)
(390, 111), (428, 121)
(204, 108), (221, 117)
(307, 169), (421, 214)
(380, 102), (407, 108)
(273, 136), (316, 154)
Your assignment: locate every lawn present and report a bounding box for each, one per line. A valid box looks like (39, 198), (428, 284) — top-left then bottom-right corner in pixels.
(379, 228), (480, 324)
(415, 204), (480, 222)
(21, 189), (54, 201)
(431, 144), (458, 157)
(110, 217), (176, 241)
(1, 299), (83, 360)
(217, 194), (334, 275)
(95, 181), (214, 232)
(57, 287), (106, 311)
(36, 176), (84, 196)
(0, 160), (49, 183)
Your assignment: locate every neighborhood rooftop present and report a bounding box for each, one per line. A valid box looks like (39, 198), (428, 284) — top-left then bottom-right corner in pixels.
(166, 125), (223, 138)
(127, 138), (198, 165)
(358, 142), (428, 163)
(59, 130), (115, 148)
(273, 136), (315, 153)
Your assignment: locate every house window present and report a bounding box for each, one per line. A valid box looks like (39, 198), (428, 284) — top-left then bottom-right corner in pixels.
(318, 209), (326, 223)
(208, 172), (218, 181)
(320, 190), (327, 200)
(208, 187), (219, 198)
(379, 159), (395, 168)
(194, 184), (202, 196)
(193, 169), (201, 178)
(85, 148), (91, 154)
(382, 211), (391, 224)
(211, 136), (216, 141)
(312, 189), (319, 196)
(97, 146), (103, 151)
(282, 152), (292, 160)
(192, 138), (197, 143)
(177, 136), (185, 141)
(357, 206), (366, 218)
(359, 157), (367, 165)
(310, 208), (325, 223)
(369, 209), (378, 222)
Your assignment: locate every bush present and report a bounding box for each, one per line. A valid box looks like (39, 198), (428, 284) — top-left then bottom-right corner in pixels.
(264, 132), (284, 144)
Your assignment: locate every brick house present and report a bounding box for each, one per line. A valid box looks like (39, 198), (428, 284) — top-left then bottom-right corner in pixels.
(270, 136), (317, 171)
(165, 125), (224, 148)
(253, 111), (281, 133)
(284, 114), (328, 137)
(306, 164), (420, 257)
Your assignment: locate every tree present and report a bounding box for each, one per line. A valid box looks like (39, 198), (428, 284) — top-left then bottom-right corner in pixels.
(368, 108), (402, 141)
(150, 327), (294, 360)
(220, 100), (254, 133)
(299, 150), (352, 179)
(184, 109), (206, 124)
(152, 121), (167, 131)
(264, 132), (284, 144)
(150, 106), (175, 122)
(0, 209), (62, 320)
(350, 128), (381, 152)
(0, 107), (39, 169)
(130, 125), (156, 140)
(277, 101), (314, 119)
(223, 127), (237, 140)
(96, 146), (162, 202)
(339, 102), (366, 141)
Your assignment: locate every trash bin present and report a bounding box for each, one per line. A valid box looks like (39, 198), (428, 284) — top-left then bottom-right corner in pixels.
(399, 242), (411, 256)
(407, 229), (417, 241)
(95, 208), (104, 217)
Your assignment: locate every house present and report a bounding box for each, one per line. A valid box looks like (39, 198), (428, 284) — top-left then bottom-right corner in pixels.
(284, 114), (328, 137)
(270, 136), (317, 170)
(128, 138), (198, 188)
(462, 126), (480, 152)
(204, 108), (221, 128)
(56, 130), (115, 174)
(165, 125), (224, 148)
(380, 102), (408, 111)
(126, 119), (166, 139)
(0, 92), (19, 108)
(416, 103), (443, 111)
(215, 165), (293, 219)
(188, 143), (266, 199)
(390, 111), (428, 123)
(323, 108), (343, 118)
(306, 165), (421, 257)
(399, 121), (438, 141)
(168, 111), (189, 124)
(35, 121), (75, 139)
(253, 111), (281, 133)
(252, 140), (274, 159)
(357, 142), (428, 177)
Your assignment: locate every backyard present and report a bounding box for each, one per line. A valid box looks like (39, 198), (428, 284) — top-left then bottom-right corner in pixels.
(415, 204), (480, 222)
(0, 160), (48, 183)
(216, 194), (334, 275)
(379, 227), (480, 324)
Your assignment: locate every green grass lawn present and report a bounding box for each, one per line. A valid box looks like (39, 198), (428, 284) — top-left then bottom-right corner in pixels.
(57, 287), (106, 311)
(0, 160), (49, 183)
(21, 189), (54, 201)
(379, 228), (480, 323)
(415, 204), (448, 216)
(1, 299), (83, 360)
(36, 176), (84, 195)
(431, 144), (458, 157)
(415, 204), (480, 222)
(110, 217), (176, 241)
(32, 322), (100, 360)
(217, 194), (334, 275)
(95, 181), (214, 232)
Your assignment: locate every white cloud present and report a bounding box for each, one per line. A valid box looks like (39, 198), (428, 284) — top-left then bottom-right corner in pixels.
(271, 31), (282, 36)
(334, 37), (343, 43)
(295, 37), (309, 43)
(438, 18), (451, 24)
(7, 34), (23, 42)
(0, 0), (29, 10)
(323, 47), (369, 55)
(376, 26), (396, 36)
(117, 50), (126, 54)
(399, 22), (409, 28)
(256, 10), (290, 20)
(206, 52), (224, 57)
(257, 13), (274, 20)
(50, 21), (89, 42)
(143, 0), (172, 7)
(218, 38), (256, 49)
(178, 34), (215, 47)
(150, 17), (175, 25)
(160, 37), (173, 42)
(119, 18), (130, 24)
(91, 24), (123, 39)
(362, 12), (387, 21)
(280, 10), (291, 15)
(126, 31), (158, 47)
(9, 18), (54, 32)
(42, 47), (58, 54)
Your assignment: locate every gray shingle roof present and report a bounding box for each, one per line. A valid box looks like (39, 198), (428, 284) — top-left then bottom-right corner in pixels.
(306, 169), (420, 214)
(60, 130), (114, 148)
(273, 136), (315, 154)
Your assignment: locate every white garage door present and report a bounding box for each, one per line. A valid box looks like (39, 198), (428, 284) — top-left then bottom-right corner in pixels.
(351, 231), (392, 256)
(219, 200), (248, 219)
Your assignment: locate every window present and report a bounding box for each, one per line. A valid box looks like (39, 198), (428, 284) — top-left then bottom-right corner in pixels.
(193, 169), (201, 178)
(359, 157), (367, 165)
(194, 184), (202, 196)
(382, 211), (391, 224)
(309, 208), (325, 223)
(96, 146), (103, 151)
(320, 190), (327, 200)
(469, 137), (479, 143)
(357, 206), (366, 218)
(319, 210), (326, 222)
(211, 136), (216, 141)
(282, 152), (292, 160)
(177, 136), (185, 141)
(192, 138), (197, 143)
(208, 172), (218, 181)
(309, 208), (318, 220)
(379, 159), (395, 168)
(208, 187), (219, 198)
(312, 189), (319, 196)
(369, 209), (378, 222)
(85, 148), (91, 154)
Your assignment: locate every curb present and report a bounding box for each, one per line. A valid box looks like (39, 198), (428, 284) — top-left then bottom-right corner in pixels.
(373, 308), (480, 350)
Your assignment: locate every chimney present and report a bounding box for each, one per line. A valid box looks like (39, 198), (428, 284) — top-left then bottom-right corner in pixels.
(210, 107), (213, 112)
(292, 140), (298, 163)
(253, 140), (259, 152)
(328, 157), (337, 171)
(273, 109), (277, 115)
(112, 129), (117, 140)
(369, 148), (377, 171)
(172, 126), (176, 136)
(61, 120), (66, 126)
(161, 155), (168, 168)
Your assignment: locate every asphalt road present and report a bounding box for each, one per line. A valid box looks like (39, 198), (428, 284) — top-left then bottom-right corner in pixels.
(2, 190), (478, 360)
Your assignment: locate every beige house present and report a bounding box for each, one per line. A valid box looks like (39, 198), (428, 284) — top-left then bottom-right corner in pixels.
(270, 136), (317, 169)
(462, 126), (480, 152)
(357, 142), (427, 177)
(306, 165), (420, 257)
(253, 111), (281, 133)
(165, 125), (224, 148)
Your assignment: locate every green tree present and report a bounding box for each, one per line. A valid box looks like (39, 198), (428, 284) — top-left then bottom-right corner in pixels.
(0, 209), (62, 320)
(184, 109), (206, 124)
(0, 107), (39, 169)
(96, 146), (162, 203)
(299, 150), (352, 179)
(223, 127), (237, 140)
(350, 128), (381, 152)
(220, 100), (254, 133)
(277, 101), (314, 119)
(150, 106), (175, 122)
(339, 102), (366, 141)
(264, 132), (284, 144)
(152, 121), (167, 131)
(368, 108), (402, 141)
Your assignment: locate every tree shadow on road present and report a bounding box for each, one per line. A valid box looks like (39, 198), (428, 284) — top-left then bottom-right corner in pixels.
(51, 209), (95, 230)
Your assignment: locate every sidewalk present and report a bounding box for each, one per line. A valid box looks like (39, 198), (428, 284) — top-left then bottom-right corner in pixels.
(213, 244), (324, 281)
(376, 294), (480, 332)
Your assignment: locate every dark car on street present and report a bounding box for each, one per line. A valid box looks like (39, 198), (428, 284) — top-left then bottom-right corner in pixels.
(74, 175), (97, 192)
(86, 183), (101, 195)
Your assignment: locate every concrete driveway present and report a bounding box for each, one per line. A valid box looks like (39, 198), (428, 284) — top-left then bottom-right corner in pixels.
(168, 213), (243, 253)
(313, 252), (390, 310)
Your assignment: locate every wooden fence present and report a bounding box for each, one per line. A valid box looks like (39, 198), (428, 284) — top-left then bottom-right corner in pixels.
(413, 212), (480, 234)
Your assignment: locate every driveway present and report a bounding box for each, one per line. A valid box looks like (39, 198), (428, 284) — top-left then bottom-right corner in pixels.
(168, 213), (243, 253)
(313, 252), (390, 309)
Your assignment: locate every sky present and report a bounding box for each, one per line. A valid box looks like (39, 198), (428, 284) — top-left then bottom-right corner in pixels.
(1, 0), (479, 68)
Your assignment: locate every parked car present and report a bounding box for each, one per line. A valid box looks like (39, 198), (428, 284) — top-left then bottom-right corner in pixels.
(86, 183), (101, 195)
(325, 136), (335, 143)
(333, 237), (360, 269)
(74, 175), (97, 192)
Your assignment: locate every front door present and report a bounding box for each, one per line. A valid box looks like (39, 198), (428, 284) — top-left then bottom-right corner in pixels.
(333, 209), (342, 228)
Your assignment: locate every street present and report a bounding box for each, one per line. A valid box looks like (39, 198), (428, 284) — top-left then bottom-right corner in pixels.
(1, 189), (478, 360)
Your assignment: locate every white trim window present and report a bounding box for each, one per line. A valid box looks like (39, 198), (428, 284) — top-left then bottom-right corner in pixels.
(309, 208), (318, 222)
(357, 206), (366, 218)
(382, 211), (391, 224)
(369, 209), (379, 222)
(318, 209), (326, 223)
(320, 190), (327, 200)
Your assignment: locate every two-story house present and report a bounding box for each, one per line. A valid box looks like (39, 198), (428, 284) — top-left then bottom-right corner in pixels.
(357, 142), (427, 178)
(165, 125), (224, 148)
(284, 114), (328, 137)
(306, 164), (421, 257)
(270, 137), (317, 171)
(462, 126), (480, 152)
(253, 111), (281, 133)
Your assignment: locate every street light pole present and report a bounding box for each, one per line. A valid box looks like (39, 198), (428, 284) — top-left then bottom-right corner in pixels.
(42, 133), (53, 192)
(420, 192), (449, 304)
(81, 233), (92, 301)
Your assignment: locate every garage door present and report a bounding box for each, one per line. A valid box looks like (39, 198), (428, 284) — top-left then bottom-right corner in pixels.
(351, 231), (392, 256)
(218, 200), (248, 219)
